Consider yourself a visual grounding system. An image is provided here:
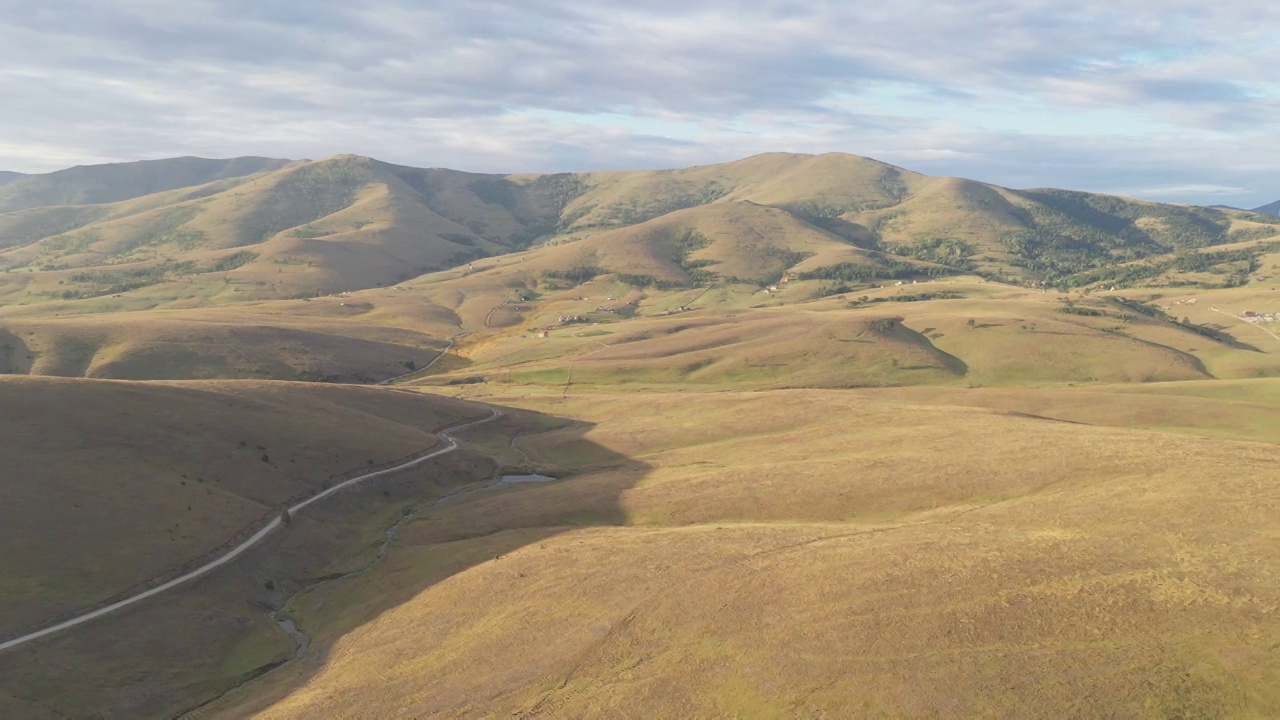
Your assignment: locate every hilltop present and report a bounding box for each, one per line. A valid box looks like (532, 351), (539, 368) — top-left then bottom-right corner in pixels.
(0, 153), (1277, 718)
(1253, 199), (1280, 216)
(1, 240), (1275, 388)
(0, 157), (293, 213)
(1, 152), (1277, 318)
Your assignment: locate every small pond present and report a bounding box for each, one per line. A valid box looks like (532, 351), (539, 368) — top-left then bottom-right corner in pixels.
(500, 474), (557, 485)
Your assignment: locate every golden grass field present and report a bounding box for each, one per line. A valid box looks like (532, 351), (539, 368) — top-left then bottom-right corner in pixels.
(0, 378), (551, 718)
(0, 377), (494, 638)
(186, 384), (1279, 718)
(2, 323), (1277, 717)
(3, 151), (1275, 318)
(2, 152), (1279, 718)
(3, 268), (1276, 390)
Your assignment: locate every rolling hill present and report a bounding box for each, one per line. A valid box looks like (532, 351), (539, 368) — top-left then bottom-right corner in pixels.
(0, 171), (24, 188)
(195, 386), (1280, 719)
(0, 157), (293, 214)
(1, 152), (1278, 718)
(2, 153), (1278, 321)
(0, 377), (485, 638)
(0, 313), (448, 382)
(0, 377), (530, 717)
(407, 275), (1278, 389)
(2, 252), (1275, 388)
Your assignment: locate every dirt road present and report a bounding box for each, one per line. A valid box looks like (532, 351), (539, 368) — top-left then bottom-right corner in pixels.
(0, 407), (501, 654)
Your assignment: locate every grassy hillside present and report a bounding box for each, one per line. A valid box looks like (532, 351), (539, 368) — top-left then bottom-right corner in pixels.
(4, 152), (1276, 317)
(200, 386), (1279, 718)
(0, 151), (1274, 389)
(551, 152), (923, 233)
(404, 275), (1278, 389)
(0, 377), (489, 638)
(4, 257), (1273, 388)
(3, 152), (1277, 718)
(0, 155), (579, 308)
(0, 157), (293, 213)
(0, 171), (24, 187)
(1060, 236), (1280, 290)
(0, 313), (447, 382)
(0, 377), (529, 717)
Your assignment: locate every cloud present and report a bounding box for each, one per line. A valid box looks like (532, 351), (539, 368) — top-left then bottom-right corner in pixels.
(0, 0), (1276, 206)
(1126, 184), (1253, 198)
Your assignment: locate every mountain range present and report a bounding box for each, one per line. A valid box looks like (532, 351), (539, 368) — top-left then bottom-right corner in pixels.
(1, 151), (1277, 718)
(1253, 199), (1280, 215)
(0, 157), (291, 213)
(1, 152), (1277, 313)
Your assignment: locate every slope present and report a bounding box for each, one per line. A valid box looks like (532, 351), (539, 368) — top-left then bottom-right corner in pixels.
(553, 152), (925, 233)
(0, 381), (594, 719)
(204, 387), (1280, 718)
(1058, 235), (1280, 290)
(1253, 199), (1280, 216)
(0, 312), (449, 382)
(0, 155), (578, 309)
(411, 274), (1278, 390)
(5, 152), (1277, 318)
(0, 376), (490, 640)
(4, 247), (1273, 388)
(516, 200), (923, 286)
(0, 157), (294, 213)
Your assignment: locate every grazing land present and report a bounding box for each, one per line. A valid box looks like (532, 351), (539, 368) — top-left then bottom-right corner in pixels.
(199, 386), (1280, 719)
(1, 152), (1277, 718)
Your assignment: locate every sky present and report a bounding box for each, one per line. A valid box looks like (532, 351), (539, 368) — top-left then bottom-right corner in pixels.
(0, 0), (1276, 207)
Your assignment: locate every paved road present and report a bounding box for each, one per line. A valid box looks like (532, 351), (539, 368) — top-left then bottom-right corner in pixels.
(0, 408), (501, 654)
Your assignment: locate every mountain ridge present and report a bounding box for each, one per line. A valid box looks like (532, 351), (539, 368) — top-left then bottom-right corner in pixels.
(1252, 199), (1280, 215)
(1, 152), (1277, 314)
(0, 156), (294, 214)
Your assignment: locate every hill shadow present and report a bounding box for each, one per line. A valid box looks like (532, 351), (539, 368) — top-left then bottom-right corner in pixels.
(0, 328), (32, 374)
(173, 399), (647, 717)
(0, 398), (643, 718)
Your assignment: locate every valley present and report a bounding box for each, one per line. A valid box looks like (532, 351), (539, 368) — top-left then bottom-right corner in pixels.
(0, 153), (1276, 718)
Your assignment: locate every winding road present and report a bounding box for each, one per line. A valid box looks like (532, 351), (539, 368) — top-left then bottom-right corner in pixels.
(378, 338), (457, 386)
(0, 407), (501, 655)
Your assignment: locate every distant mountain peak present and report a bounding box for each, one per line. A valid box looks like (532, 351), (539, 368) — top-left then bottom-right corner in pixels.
(1251, 199), (1280, 216)
(0, 156), (293, 213)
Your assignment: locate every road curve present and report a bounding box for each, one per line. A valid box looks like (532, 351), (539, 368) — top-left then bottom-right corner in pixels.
(378, 338), (457, 386)
(0, 407), (501, 654)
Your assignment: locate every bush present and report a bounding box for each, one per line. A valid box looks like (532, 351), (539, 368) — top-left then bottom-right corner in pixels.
(542, 265), (604, 283)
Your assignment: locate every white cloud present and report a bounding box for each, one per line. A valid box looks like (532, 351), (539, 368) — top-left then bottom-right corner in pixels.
(0, 0), (1276, 206)
(1127, 184), (1253, 198)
